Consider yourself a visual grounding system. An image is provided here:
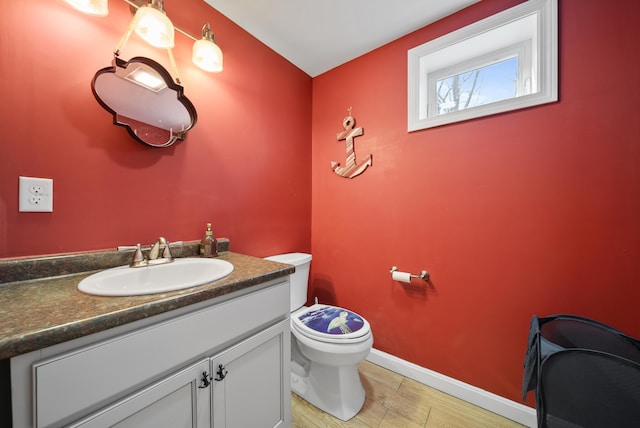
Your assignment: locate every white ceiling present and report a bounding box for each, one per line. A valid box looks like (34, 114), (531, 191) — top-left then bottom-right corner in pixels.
(203, 0), (480, 77)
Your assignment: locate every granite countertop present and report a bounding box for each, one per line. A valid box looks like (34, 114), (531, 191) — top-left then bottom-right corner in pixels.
(0, 247), (294, 360)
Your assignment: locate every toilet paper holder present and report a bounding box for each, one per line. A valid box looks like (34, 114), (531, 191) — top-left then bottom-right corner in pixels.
(390, 266), (430, 282)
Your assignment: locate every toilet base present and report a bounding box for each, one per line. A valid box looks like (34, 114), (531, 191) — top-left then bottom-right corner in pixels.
(291, 361), (366, 421)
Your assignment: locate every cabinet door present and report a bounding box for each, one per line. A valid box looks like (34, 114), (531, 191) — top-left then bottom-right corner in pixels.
(71, 359), (211, 428)
(212, 320), (291, 428)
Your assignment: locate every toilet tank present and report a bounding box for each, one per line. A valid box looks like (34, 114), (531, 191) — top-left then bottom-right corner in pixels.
(264, 253), (312, 312)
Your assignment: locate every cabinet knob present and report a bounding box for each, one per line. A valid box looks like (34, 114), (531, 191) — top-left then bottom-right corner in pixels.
(214, 364), (228, 381)
(198, 371), (213, 389)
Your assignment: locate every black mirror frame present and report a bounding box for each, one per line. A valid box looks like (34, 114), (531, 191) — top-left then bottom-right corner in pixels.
(91, 56), (198, 147)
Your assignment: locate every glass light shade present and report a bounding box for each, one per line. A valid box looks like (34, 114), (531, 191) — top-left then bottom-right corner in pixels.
(133, 6), (175, 49)
(65, 0), (108, 16)
(192, 39), (223, 73)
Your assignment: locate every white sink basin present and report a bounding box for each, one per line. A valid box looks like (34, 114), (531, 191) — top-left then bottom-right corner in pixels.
(78, 258), (234, 296)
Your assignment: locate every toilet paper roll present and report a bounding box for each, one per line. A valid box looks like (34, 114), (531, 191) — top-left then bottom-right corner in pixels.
(392, 271), (412, 283)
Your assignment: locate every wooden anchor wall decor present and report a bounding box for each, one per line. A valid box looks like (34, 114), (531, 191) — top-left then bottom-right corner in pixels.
(330, 107), (372, 179)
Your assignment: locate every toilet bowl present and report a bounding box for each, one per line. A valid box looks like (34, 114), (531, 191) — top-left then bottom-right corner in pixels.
(265, 253), (374, 421)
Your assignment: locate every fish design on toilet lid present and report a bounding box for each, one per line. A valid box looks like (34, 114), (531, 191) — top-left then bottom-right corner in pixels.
(293, 304), (370, 340)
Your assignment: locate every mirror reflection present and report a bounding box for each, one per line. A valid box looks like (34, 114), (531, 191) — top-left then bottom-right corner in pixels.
(91, 56), (197, 147)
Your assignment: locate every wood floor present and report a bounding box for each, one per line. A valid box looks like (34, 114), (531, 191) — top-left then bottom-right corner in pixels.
(291, 361), (526, 428)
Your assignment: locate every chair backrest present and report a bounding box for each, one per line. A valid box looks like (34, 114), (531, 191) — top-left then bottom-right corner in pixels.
(538, 349), (640, 428)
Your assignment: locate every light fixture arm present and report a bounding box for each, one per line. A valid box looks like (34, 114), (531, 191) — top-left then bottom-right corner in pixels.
(201, 23), (214, 42)
(175, 26), (197, 42)
(149, 0), (165, 11)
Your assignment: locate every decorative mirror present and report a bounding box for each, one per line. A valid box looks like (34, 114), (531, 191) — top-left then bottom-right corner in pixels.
(91, 56), (197, 147)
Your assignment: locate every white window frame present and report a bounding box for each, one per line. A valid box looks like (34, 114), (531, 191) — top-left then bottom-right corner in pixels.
(408, 0), (557, 131)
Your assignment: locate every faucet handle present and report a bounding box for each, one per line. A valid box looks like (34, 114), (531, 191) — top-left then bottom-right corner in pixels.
(130, 243), (147, 267)
(161, 238), (174, 261)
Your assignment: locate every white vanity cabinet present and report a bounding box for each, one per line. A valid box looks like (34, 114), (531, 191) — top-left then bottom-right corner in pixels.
(11, 278), (291, 428)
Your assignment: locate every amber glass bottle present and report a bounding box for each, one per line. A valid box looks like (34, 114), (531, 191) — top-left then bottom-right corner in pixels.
(199, 223), (218, 258)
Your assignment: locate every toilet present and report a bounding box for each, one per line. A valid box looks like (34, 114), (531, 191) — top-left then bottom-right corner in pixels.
(265, 253), (373, 421)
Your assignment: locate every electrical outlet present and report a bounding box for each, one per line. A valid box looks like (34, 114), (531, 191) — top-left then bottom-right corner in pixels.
(19, 176), (53, 212)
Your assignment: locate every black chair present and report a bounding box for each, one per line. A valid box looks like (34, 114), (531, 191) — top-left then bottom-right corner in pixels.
(523, 314), (640, 427)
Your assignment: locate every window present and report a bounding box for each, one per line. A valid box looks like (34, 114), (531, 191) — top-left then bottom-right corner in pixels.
(432, 43), (528, 115)
(408, 0), (557, 131)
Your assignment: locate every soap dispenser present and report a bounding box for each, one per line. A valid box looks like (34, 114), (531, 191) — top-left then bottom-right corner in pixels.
(200, 223), (218, 258)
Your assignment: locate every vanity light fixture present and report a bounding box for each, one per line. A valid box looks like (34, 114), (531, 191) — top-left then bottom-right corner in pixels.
(64, 0), (109, 16)
(66, 0), (223, 75)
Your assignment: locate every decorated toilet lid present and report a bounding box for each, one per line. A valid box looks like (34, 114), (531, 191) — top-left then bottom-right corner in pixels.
(292, 304), (371, 342)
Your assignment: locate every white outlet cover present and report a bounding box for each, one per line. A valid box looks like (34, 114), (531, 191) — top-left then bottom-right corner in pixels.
(19, 176), (53, 212)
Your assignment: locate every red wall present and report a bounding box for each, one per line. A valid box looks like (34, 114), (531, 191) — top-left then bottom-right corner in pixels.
(3, 0), (640, 409)
(311, 0), (640, 404)
(0, 0), (312, 258)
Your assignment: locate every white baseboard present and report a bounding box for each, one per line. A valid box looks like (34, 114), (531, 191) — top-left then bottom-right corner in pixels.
(366, 348), (537, 427)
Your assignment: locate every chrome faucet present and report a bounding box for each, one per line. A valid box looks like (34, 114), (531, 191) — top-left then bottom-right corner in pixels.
(130, 237), (174, 268)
